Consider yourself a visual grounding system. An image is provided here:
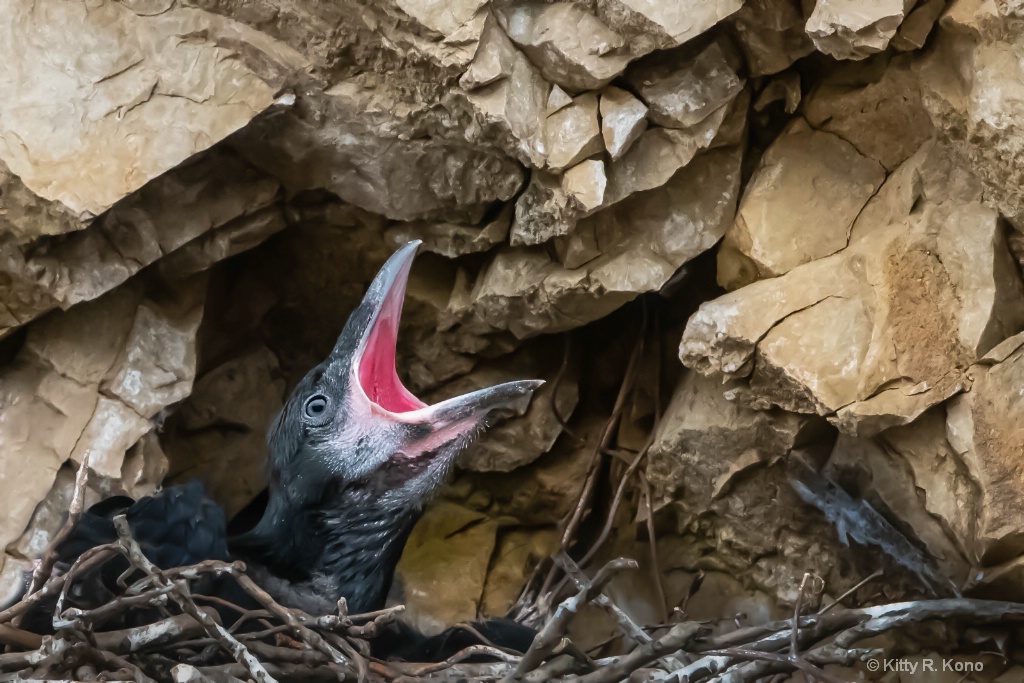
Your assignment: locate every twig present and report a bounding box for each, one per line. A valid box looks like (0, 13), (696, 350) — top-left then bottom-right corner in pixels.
(111, 515), (277, 683)
(789, 573), (811, 659)
(817, 569), (883, 615)
(507, 558), (637, 680)
(27, 451), (93, 598)
(576, 622), (702, 683)
(234, 573), (363, 682)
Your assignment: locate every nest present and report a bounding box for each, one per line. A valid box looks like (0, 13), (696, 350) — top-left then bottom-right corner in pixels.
(5, 495), (1024, 683)
(4, 416), (1024, 683)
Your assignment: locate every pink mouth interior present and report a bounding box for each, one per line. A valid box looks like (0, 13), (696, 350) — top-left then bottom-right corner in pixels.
(357, 270), (428, 414)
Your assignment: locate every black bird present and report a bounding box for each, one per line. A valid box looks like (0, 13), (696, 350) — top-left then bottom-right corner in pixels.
(23, 241), (542, 655)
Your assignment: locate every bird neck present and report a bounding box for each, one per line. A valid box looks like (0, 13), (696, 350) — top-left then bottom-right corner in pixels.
(232, 486), (422, 614)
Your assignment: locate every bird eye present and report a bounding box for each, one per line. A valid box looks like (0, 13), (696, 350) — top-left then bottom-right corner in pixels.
(304, 395), (329, 420)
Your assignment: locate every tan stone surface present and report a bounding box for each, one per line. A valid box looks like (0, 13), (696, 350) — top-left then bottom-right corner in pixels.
(0, 0), (305, 220)
(718, 118), (886, 289)
(684, 143), (1024, 437)
(805, 0), (917, 60)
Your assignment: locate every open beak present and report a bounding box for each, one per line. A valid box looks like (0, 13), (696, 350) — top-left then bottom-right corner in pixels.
(342, 241), (543, 454)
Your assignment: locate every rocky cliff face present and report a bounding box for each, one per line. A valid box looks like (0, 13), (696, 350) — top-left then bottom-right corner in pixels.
(2, 0), (1024, 649)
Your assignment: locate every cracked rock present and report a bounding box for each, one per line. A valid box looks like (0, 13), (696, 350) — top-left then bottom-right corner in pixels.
(805, 0), (917, 60)
(718, 118), (886, 290)
(470, 146), (742, 337)
(495, 2), (631, 91)
(683, 143), (1024, 437)
(544, 92), (603, 172)
(600, 86), (649, 160)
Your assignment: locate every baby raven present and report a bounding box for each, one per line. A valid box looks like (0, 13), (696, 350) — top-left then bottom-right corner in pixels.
(24, 241), (542, 654)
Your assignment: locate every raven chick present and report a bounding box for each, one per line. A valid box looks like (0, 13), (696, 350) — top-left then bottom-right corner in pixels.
(22, 241), (542, 656)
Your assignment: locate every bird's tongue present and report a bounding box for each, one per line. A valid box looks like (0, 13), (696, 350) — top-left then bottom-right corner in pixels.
(351, 241), (543, 457)
(357, 274), (426, 413)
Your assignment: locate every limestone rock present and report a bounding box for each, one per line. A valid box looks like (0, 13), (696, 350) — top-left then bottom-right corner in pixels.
(915, 3), (1024, 219)
(163, 347), (286, 517)
(562, 160), (607, 213)
(595, 0), (744, 50)
(0, 278), (203, 590)
(546, 85), (573, 114)
(891, 0), (945, 51)
(394, 502), (498, 634)
(805, 0), (917, 60)
(600, 86), (649, 160)
(511, 172), (575, 246)
(683, 144), (1024, 437)
(730, 0), (815, 76)
(469, 146), (742, 338)
(396, 0), (488, 35)
(237, 76), (527, 222)
(626, 42), (744, 130)
(480, 529), (559, 616)
(0, 150), (281, 337)
(946, 332), (1024, 564)
(603, 105), (734, 207)
(718, 118), (886, 289)
(0, 0), (305, 223)
(804, 57), (935, 171)
(494, 2), (631, 91)
(433, 340), (578, 472)
(648, 372), (812, 512)
(386, 206), (512, 258)
(544, 93), (603, 172)
(460, 11), (520, 89)
(825, 431), (972, 586)
(460, 422), (594, 524)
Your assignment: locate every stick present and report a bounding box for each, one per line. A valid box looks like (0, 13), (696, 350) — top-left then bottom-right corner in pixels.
(111, 515), (277, 683)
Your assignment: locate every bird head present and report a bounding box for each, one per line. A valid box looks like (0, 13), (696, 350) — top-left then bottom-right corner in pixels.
(266, 241), (543, 511)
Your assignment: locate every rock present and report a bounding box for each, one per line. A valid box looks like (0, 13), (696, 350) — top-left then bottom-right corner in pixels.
(683, 143), (1024, 437)
(562, 160), (607, 213)
(729, 0), (815, 76)
(600, 86), (649, 160)
(626, 41), (744, 129)
(469, 146), (742, 337)
(432, 339), (578, 472)
(459, 11), (520, 89)
(494, 2), (631, 91)
(891, 0), (945, 51)
(237, 76), (527, 222)
(603, 107), (733, 207)
(396, 0), (488, 35)
(946, 332), (1024, 564)
(824, 431), (972, 586)
(805, 0), (917, 60)
(458, 17), (551, 167)
(915, 3), (1024, 219)
(0, 0), (305, 222)
(544, 92), (603, 172)
(394, 501), (499, 634)
(596, 0), (744, 49)
(386, 206), (512, 258)
(648, 372), (813, 512)
(510, 172), (575, 246)
(0, 150), (281, 337)
(718, 118), (886, 289)
(0, 277), (203, 584)
(546, 85), (573, 114)
(157, 207), (289, 279)
(163, 347), (285, 517)
(480, 529), (559, 616)
(459, 416), (597, 524)
(873, 407), (978, 567)
(804, 57), (935, 171)
(753, 72), (802, 113)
